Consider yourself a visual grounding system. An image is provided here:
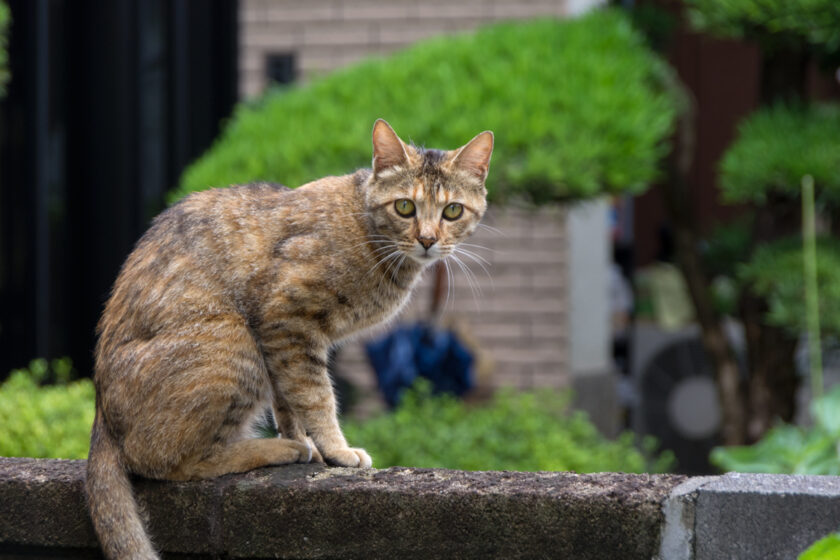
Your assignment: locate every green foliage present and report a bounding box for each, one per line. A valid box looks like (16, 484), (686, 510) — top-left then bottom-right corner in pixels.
(686, 0), (840, 54)
(719, 104), (840, 205)
(1, 362), (673, 473)
(800, 533), (840, 560)
(343, 383), (674, 473)
(0, 360), (94, 459)
(0, 0), (9, 97)
(172, 9), (676, 205)
(739, 237), (840, 337)
(710, 384), (840, 475)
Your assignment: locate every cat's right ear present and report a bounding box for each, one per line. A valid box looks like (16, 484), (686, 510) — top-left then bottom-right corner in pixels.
(372, 119), (409, 177)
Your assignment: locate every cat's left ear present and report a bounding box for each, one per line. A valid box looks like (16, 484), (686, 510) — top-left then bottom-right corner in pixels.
(372, 119), (410, 177)
(452, 131), (494, 181)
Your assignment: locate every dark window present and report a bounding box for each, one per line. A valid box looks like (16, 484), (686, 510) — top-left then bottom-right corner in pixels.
(266, 52), (296, 86)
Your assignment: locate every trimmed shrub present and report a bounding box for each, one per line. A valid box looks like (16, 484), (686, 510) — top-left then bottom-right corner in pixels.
(172, 8), (676, 205)
(686, 0), (840, 54)
(0, 360), (94, 459)
(739, 237), (840, 337)
(343, 383), (674, 473)
(719, 104), (840, 204)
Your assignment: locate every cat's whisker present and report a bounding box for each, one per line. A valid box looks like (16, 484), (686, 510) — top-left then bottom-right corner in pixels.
(391, 254), (408, 284)
(443, 258), (454, 313)
(459, 242), (495, 253)
(346, 239), (393, 252)
(369, 244), (400, 256)
(476, 223), (505, 236)
(366, 247), (401, 277)
(454, 247), (492, 267)
(449, 253), (482, 310)
(453, 247), (494, 289)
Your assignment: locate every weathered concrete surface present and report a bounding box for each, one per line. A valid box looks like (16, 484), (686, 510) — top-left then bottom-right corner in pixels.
(0, 457), (683, 559)
(692, 472), (840, 560)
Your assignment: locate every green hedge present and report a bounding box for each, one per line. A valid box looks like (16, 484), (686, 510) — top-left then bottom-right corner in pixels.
(1, 367), (671, 473)
(0, 360), (94, 460)
(172, 8), (675, 204)
(719, 104), (840, 204)
(343, 383), (673, 473)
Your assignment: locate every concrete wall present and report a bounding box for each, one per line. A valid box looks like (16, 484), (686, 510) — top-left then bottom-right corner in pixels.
(2, 458), (839, 559)
(239, 0), (569, 98)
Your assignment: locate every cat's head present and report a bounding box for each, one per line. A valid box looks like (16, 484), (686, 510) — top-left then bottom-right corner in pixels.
(364, 119), (493, 265)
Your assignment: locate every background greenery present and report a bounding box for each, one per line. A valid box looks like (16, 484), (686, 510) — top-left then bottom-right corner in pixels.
(711, 384), (840, 475)
(739, 237), (840, 337)
(1, 366), (671, 473)
(719, 104), (840, 205)
(799, 532), (840, 560)
(172, 8), (675, 205)
(686, 0), (840, 58)
(344, 382), (674, 472)
(0, 359), (94, 459)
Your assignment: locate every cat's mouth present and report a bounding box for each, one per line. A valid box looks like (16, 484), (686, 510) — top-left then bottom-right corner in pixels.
(406, 243), (443, 264)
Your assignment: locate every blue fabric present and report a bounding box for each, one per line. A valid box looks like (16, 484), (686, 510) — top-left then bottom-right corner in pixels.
(365, 323), (475, 407)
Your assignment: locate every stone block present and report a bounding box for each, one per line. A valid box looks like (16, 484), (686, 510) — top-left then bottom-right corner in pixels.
(693, 473), (840, 560)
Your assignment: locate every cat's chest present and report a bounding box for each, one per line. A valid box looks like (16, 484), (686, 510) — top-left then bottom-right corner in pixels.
(327, 276), (416, 339)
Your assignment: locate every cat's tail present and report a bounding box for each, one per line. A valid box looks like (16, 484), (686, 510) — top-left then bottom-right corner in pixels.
(86, 410), (159, 560)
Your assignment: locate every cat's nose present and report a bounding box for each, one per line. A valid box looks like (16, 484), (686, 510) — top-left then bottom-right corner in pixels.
(417, 236), (437, 250)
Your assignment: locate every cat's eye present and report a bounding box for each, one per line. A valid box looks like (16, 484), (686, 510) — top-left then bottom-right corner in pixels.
(442, 203), (463, 221)
(394, 199), (416, 217)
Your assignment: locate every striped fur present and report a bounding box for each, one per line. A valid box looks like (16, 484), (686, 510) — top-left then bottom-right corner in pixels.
(86, 120), (493, 559)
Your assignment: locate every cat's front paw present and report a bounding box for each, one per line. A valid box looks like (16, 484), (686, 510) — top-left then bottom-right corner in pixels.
(306, 437), (325, 464)
(324, 447), (372, 468)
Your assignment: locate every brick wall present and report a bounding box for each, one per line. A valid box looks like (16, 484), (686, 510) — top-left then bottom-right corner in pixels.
(334, 205), (569, 408)
(239, 0), (568, 98)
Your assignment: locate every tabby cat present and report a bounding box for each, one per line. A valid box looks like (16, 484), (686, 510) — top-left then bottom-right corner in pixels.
(85, 119), (493, 559)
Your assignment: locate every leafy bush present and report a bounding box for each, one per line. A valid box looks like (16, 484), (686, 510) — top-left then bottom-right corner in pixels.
(3, 362), (673, 474)
(0, 359), (94, 459)
(739, 237), (840, 336)
(172, 8), (676, 205)
(343, 383), (674, 473)
(686, 0), (840, 54)
(719, 104), (840, 204)
(710, 384), (840, 475)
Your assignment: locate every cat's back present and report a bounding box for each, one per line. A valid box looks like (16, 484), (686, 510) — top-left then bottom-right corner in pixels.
(97, 183), (294, 350)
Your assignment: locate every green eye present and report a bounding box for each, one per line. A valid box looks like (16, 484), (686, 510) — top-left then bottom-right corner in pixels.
(394, 199), (416, 217)
(442, 203), (463, 221)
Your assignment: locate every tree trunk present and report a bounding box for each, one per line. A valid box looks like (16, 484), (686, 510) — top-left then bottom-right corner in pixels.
(659, 91), (748, 445)
(739, 199), (801, 442)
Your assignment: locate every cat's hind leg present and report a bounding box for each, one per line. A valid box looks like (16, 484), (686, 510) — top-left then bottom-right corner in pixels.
(166, 437), (311, 481)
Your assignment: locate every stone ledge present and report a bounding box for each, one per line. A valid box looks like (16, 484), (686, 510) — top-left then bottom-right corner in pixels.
(660, 472), (840, 560)
(5, 458), (839, 559)
(0, 457), (682, 559)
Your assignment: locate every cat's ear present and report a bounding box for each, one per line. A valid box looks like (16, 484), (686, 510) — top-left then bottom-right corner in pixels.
(452, 131), (494, 181)
(372, 119), (409, 176)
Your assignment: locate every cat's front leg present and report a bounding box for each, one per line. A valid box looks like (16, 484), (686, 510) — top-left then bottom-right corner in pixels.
(265, 340), (372, 468)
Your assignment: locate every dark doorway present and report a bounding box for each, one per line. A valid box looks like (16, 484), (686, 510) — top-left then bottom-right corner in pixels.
(0, 0), (239, 378)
